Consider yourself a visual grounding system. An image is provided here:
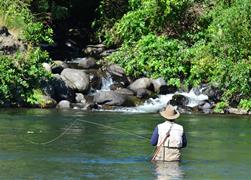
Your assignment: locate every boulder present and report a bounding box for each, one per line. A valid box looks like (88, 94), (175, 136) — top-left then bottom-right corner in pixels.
(170, 94), (189, 107)
(226, 108), (248, 115)
(202, 85), (222, 102)
(199, 102), (214, 114)
(106, 64), (130, 87)
(93, 91), (127, 106)
(128, 78), (154, 92)
(83, 44), (105, 56)
(42, 62), (51, 72)
(152, 78), (169, 94)
(107, 64), (125, 77)
(115, 88), (135, 96)
(61, 68), (90, 93)
(41, 74), (74, 101)
(99, 49), (116, 57)
(136, 88), (152, 99)
(78, 57), (97, 69)
(51, 60), (68, 74)
(56, 100), (71, 109)
(89, 72), (102, 90)
(75, 93), (86, 103)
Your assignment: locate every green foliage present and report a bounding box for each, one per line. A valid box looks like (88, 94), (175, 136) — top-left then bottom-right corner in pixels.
(92, 0), (129, 43)
(0, 47), (51, 105)
(106, 34), (188, 87)
(214, 101), (228, 113)
(104, 0), (191, 45)
(26, 89), (46, 106)
(100, 0), (251, 106)
(238, 99), (251, 111)
(208, 0), (251, 61)
(22, 22), (54, 45)
(0, 0), (31, 30)
(0, 0), (53, 44)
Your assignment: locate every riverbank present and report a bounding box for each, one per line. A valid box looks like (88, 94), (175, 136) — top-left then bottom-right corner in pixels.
(0, 26), (250, 115)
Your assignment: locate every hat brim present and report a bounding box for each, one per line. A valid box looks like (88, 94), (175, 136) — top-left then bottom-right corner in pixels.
(160, 110), (180, 120)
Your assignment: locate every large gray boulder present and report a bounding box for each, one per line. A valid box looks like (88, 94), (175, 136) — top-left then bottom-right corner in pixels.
(41, 74), (74, 102)
(93, 91), (127, 106)
(128, 78), (154, 92)
(61, 68), (90, 93)
(152, 78), (168, 94)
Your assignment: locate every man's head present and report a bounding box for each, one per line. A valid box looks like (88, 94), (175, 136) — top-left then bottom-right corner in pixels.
(160, 105), (180, 121)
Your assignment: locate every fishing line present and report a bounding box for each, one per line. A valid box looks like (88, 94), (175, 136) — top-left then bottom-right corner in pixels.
(76, 119), (149, 140)
(22, 119), (79, 145)
(22, 118), (150, 145)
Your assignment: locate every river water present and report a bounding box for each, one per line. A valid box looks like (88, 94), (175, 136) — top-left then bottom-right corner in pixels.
(0, 108), (250, 179)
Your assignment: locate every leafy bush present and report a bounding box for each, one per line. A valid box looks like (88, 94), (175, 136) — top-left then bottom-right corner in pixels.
(214, 101), (228, 113)
(104, 0), (191, 46)
(0, 0), (53, 44)
(22, 22), (54, 45)
(208, 0), (251, 61)
(0, 47), (51, 105)
(238, 99), (251, 111)
(106, 34), (189, 87)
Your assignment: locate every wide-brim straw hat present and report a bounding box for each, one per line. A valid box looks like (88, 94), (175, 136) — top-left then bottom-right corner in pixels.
(160, 105), (180, 120)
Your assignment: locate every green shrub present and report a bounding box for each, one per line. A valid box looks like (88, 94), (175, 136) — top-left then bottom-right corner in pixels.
(214, 101), (228, 113)
(0, 0), (53, 44)
(104, 0), (191, 46)
(106, 34), (188, 87)
(238, 99), (251, 111)
(0, 47), (51, 105)
(22, 22), (54, 45)
(208, 0), (251, 61)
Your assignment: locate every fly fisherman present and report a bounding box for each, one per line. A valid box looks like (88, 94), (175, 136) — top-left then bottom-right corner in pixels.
(151, 105), (187, 162)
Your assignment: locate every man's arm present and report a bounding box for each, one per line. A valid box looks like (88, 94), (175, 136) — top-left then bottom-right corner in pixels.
(182, 133), (187, 148)
(150, 126), (159, 146)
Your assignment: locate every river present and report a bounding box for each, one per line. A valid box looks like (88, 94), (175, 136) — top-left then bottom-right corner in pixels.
(0, 108), (250, 179)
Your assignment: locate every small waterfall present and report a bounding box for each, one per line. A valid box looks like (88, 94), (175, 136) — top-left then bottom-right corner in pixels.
(179, 89), (208, 107)
(105, 88), (208, 113)
(100, 75), (113, 91)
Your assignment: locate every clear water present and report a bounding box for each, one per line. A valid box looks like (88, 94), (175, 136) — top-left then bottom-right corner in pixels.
(0, 109), (250, 179)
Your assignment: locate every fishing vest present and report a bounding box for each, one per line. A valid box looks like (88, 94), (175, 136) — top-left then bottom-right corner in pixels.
(157, 121), (184, 148)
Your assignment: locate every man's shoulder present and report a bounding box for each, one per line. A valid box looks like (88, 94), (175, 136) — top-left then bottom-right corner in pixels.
(173, 122), (184, 129)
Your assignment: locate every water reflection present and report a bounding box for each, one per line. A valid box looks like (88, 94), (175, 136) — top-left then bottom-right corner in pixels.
(154, 161), (184, 180)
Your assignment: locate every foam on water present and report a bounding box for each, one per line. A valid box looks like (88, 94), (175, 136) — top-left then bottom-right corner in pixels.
(101, 89), (208, 113)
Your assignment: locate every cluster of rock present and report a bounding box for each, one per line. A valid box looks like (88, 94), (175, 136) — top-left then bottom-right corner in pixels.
(41, 49), (175, 110)
(0, 26), (249, 115)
